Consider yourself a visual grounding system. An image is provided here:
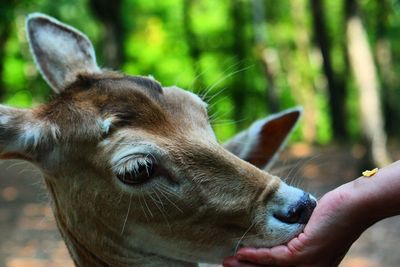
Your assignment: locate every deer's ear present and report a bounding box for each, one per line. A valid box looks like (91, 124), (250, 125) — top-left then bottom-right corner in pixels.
(224, 108), (301, 170)
(26, 13), (99, 93)
(0, 105), (59, 161)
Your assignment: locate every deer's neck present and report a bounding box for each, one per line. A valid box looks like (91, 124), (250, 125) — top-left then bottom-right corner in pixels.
(45, 179), (197, 267)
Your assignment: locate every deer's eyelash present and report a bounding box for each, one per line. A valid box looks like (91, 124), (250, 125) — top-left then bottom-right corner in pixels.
(113, 155), (154, 175)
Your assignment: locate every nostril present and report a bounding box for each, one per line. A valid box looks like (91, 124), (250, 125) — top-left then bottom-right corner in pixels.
(274, 193), (317, 224)
(298, 194), (317, 224)
(273, 207), (303, 224)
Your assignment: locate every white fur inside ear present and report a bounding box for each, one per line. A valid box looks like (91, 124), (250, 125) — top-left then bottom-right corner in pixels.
(0, 114), (11, 125)
(101, 118), (113, 134)
(18, 121), (59, 149)
(26, 13), (99, 92)
(49, 123), (61, 141)
(20, 123), (43, 148)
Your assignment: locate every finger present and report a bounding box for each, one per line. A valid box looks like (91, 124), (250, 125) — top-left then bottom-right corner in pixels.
(236, 246), (298, 266)
(223, 256), (265, 267)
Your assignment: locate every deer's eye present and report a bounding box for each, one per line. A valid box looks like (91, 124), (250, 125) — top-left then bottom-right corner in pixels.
(117, 157), (154, 185)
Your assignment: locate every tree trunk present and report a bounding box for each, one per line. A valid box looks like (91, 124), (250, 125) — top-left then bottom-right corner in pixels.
(89, 0), (124, 69)
(0, 22), (11, 101)
(345, 0), (391, 167)
(310, 0), (347, 140)
(230, 0), (248, 130)
(183, 0), (206, 93)
(375, 0), (399, 136)
(0, 1), (15, 101)
(288, 0), (317, 143)
(251, 0), (279, 113)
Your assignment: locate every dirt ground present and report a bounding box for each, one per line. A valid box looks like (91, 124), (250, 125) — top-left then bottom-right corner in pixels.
(0, 144), (399, 267)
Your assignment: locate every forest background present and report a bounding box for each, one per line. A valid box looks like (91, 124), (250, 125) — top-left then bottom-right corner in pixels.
(2, 0), (400, 168)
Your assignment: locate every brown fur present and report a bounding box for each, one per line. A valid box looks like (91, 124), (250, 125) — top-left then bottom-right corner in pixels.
(16, 72), (282, 266)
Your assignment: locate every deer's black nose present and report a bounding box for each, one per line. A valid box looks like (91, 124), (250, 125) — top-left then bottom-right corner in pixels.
(274, 193), (317, 224)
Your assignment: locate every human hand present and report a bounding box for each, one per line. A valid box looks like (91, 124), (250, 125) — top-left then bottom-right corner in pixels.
(223, 181), (375, 267)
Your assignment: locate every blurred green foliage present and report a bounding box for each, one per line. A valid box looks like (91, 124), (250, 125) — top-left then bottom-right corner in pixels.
(1, 0), (399, 144)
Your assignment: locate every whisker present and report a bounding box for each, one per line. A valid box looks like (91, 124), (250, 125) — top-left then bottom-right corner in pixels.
(287, 154), (322, 188)
(284, 159), (310, 186)
(117, 191), (124, 204)
(211, 118), (248, 126)
(120, 193), (132, 235)
(149, 189), (164, 206)
(203, 65), (252, 100)
(198, 61), (243, 99)
(234, 221), (256, 254)
(142, 193), (154, 218)
(152, 187), (172, 232)
(204, 87), (228, 106)
(195, 57), (241, 97)
(189, 67), (210, 95)
(271, 161), (301, 177)
(157, 187), (183, 213)
(148, 189), (162, 209)
(207, 94), (230, 115)
(6, 160), (29, 170)
(157, 183), (181, 198)
(138, 195), (149, 222)
(293, 154), (321, 177)
(209, 108), (233, 125)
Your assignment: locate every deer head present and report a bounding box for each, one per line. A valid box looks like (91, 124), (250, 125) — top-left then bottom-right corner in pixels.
(0, 13), (316, 266)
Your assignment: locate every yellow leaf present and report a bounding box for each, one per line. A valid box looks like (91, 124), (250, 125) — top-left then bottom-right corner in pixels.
(362, 168), (378, 177)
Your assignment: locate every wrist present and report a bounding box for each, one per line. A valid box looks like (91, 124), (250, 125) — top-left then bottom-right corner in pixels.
(342, 177), (384, 226)
(326, 179), (378, 236)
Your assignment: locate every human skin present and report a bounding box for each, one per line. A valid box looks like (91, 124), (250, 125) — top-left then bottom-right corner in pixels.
(223, 160), (400, 267)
